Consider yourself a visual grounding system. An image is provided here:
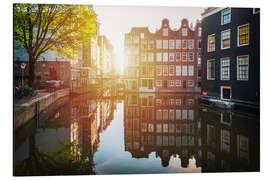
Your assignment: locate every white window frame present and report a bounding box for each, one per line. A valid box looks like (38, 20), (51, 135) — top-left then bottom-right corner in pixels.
(182, 65), (187, 76)
(176, 65), (181, 76)
(169, 40), (175, 49)
(221, 8), (231, 25)
(207, 59), (215, 80)
(188, 65), (194, 76)
(237, 24), (250, 47)
(182, 40), (187, 49)
(169, 65), (174, 76)
(188, 52), (194, 62)
(207, 34), (215, 52)
(176, 40), (181, 49)
(176, 52), (181, 62)
(220, 86), (231, 100)
(237, 55), (249, 81)
(163, 40), (168, 49)
(221, 29), (231, 50)
(220, 57), (230, 80)
(156, 40), (162, 49)
(157, 52), (162, 62)
(163, 28), (168, 36)
(182, 52), (187, 61)
(169, 53), (175, 62)
(182, 28), (188, 36)
(163, 52), (168, 62)
(188, 40), (194, 49)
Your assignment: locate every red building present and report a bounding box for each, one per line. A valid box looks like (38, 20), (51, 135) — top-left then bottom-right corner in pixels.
(124, 18), (201, 93)
(35, 60), (71, 88)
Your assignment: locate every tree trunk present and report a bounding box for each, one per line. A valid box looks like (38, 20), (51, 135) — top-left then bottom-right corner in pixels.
(28, 56), (36, 87)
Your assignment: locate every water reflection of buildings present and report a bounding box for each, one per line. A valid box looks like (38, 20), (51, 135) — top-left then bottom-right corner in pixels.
(124, 93), (259, 172)
(124, 93), (202, 168)
(70, 95), (117, 157)
(200, 107), (259, 172)
(15, 95), (117, 169)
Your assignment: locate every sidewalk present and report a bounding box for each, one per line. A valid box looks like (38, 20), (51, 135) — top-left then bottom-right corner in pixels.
(14, 88), (70, 131)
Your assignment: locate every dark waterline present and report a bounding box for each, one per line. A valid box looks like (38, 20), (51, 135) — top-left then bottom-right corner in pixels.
(14, 93), (260, 175)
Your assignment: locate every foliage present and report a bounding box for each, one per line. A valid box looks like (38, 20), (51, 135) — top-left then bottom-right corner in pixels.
(14, 140), (95, 176)
(14, 4), (98, 86)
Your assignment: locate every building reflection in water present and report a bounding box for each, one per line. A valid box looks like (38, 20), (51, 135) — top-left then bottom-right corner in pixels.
(14, 94), (117, 175)
(124, 93), (202, 171)
(123, 93), (259, 172)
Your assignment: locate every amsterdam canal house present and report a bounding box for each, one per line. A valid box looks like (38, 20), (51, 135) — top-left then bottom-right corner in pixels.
(201, 8), (260, 107)
(124, 18), (202, 93)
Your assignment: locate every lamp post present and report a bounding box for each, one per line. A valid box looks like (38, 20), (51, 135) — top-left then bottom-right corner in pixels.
(20, 62), (27, 86)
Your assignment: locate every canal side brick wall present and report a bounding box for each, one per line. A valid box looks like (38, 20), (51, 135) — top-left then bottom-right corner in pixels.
(14, 88), (70, 130)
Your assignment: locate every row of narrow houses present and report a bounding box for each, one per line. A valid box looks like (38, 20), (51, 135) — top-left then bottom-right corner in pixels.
(124, 18), (202, 93)
(124, 7), (260, 108)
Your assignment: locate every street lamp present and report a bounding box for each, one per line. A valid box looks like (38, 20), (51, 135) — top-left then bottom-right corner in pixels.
(20, 62), (27, 86)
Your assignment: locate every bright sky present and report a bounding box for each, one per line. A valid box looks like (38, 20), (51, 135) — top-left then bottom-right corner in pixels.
(93, 5), (204, 73)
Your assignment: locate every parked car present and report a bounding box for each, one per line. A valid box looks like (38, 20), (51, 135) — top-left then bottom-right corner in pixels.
(45, 80), (63, 92)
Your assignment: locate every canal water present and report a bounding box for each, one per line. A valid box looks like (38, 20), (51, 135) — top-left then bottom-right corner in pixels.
(14, 93), (260, 175)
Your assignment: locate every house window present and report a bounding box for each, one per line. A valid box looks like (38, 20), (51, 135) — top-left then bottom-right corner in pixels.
(221, 129), (230, 153)
(182, 52), (187, 61)
(237, 135), (249, 161)
(198, 54), (201, 65)
(187, 80), (194, 87)
(142, 79), (147, 87)
(169, 53), (175, 62)
(156, 40), (162, 49)
(141, 66), (146, 76)
(175, 80), (181, 86)
(157, 65), (162, 76)
(176, 40), (181, 49)
(133, 36), (139, 43)
(148, 53), (154, 62)
(148, 40), (154, 49)
(221, 29), (230, 49)
(163, 110), (168, 121)
(176, 110), (181, 120)
(188, 52), (194, 61)
(238, 24), (249, 46)
(208, 34), (215, 52)
(141, 53), (147, 62)
(188, 65), (194, 76)
(156, 80), (162, 87)
(141, 39), (147, 50)
(176, 65), (181, 76)
(198, 40), (202, 49)
(163, 52), (168, 62)
(221, 57), (230, 80)
(163, 65), (168, 76)
(157, 52), (162, 62)
(221, 86), (231, 100)
(207, 59), (215, 80)
(182, 40), (187, 49)
(182, 66), (187, 76)
(169, 65), (174, 76)
(163, 28), (168, 36)
(163, 40), (168, 49)
(182, 28), (188, 36)
(169, 80), (174, 87)
(198, 27), (202, 37)
(221, 8), (231, 25)
(237, 55), (249, 80)
(169, 110), (174, 120)
(188, 40), (194, 49)
(156, 99), (162, 105)
(148, 79), (153, 89)
(169, 40), (175, 49)
(176, 52), (181, 62)
(140, 33), (144, 39)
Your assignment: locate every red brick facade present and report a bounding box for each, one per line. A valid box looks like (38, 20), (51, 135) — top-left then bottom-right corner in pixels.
(124, 18), (201, 92)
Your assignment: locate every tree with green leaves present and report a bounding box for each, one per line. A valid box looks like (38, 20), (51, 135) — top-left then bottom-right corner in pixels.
(14, 4), (98, 87)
